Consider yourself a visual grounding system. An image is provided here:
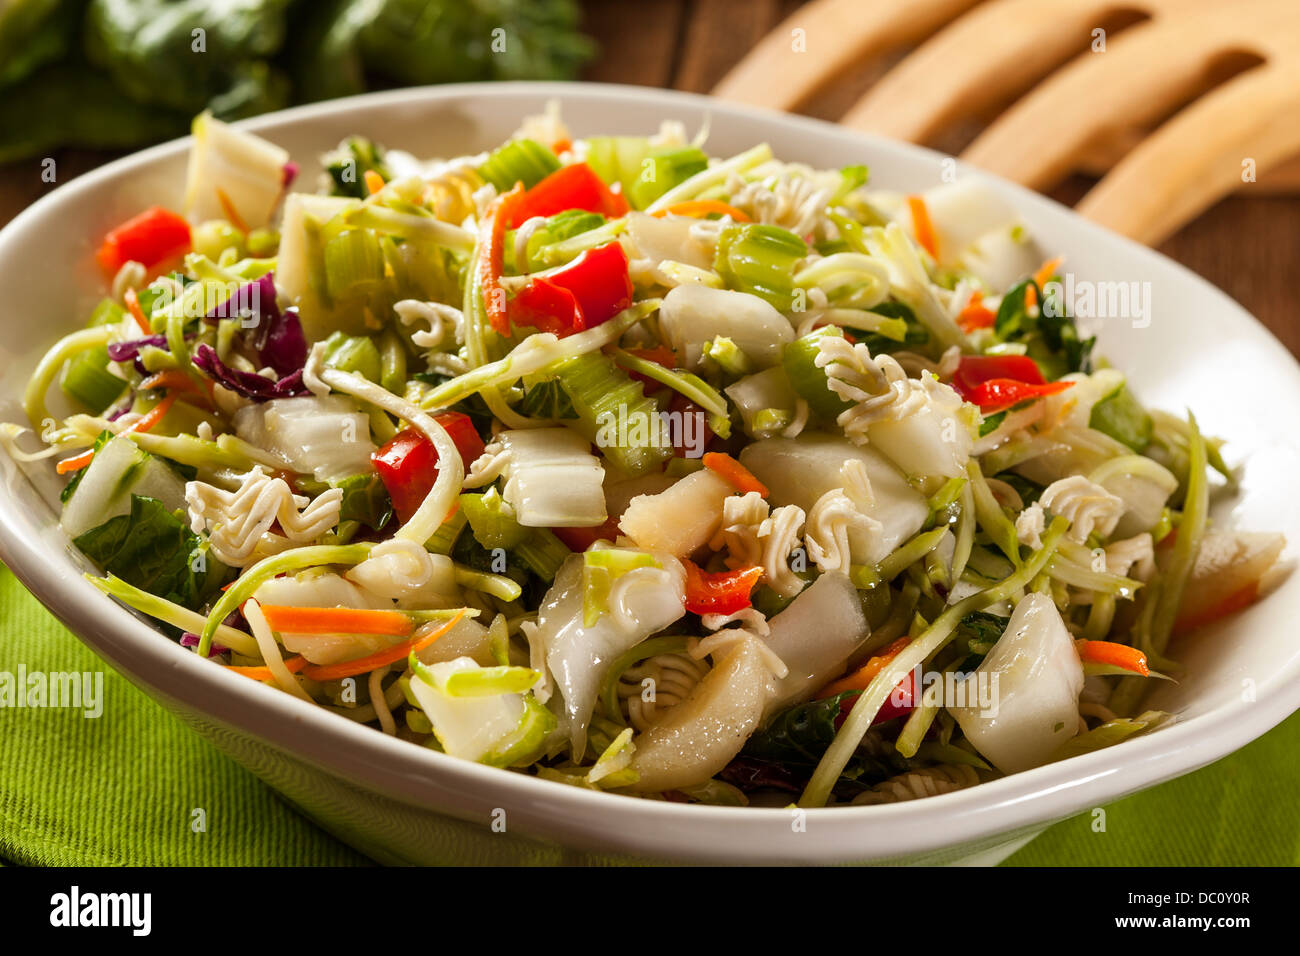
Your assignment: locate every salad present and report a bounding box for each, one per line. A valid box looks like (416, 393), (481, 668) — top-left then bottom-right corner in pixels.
(4, 108), (1287, 808)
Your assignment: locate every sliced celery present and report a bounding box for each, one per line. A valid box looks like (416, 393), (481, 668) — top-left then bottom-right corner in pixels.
(514, 529), (571, 581)
(62, 349), (126, 412)
(460, 489), (530, 550)
(478, 138), (561, 192)
(782, 326), (852, 420)
(714, 223), (808, 310)
(322, 228), (384, 302)
(426, 509), (468, 556)
(321, 330), (382, 383)
(551, 350), (672, 477)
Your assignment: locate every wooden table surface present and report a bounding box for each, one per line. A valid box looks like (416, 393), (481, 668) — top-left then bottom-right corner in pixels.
(3, 0), (1296, 355)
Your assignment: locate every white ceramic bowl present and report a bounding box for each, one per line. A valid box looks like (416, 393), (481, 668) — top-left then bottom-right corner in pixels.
(2, 83), (1298, 866)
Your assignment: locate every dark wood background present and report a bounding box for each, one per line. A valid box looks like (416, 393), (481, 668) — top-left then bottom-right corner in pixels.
(3, 0), (1296, 354)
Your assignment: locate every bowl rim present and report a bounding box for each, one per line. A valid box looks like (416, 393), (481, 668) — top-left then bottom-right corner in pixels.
(2, 80), (1298, 864)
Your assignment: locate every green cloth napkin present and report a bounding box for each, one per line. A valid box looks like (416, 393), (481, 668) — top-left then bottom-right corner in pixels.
(1, 562), (1296, 866)
(0, 563), (369, 866)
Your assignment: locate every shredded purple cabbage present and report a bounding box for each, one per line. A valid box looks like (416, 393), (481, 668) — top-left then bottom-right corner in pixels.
(204, 272), (306, 376)
(180, 632), (230, 658)
(105, 392), (136, 422)
(282, 161), (299, 189)
(106, 335), (168, 364)
(256, 305), (307, 377)
(192, 344), (307, 401)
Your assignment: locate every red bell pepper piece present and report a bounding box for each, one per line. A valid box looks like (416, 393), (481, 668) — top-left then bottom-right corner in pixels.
(682, 560), (764, 616)
(833, 672), (916, 728)
(666, 392), (714, 458)
(509, 242), (633, 337)
(551, 516), (621, 553)
(508, 163), (628, 226)
(371, 413), (486, 524)
(509, 277), (582, 337)
(951, 354), (1074, 413)
(96, 206), (192, 276)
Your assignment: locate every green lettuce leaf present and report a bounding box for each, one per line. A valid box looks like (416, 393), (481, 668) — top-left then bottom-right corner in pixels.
(73, 494), (229, 608)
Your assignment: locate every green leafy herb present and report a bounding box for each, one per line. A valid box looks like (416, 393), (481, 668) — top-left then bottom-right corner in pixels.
(323, 135), (392, 199)
(995, 277), (1095, 379)
(1090, 383), (1153, 452)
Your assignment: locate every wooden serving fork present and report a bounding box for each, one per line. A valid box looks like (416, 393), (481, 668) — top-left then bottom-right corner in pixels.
(713, 0), (1300, 246)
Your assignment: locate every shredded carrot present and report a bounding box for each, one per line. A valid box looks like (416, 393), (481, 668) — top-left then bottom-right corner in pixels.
(1024, 282), (1038, 310)
(906, 195), (939, 260)
(817, 637), (911, 698)
(551, 137), (573, 156)
(1076, 639), (1149, 676)
(364, 169), (386, 195)
(480, 184), (525, 336)
(1033, 255), (1064, 291)
(123, 287), (151, 334)
(139, 370), (202, 394)
(214, 187), (249, 234)
(702, 452), (768, 497)
(225, 655), (308, 682)
(651, 200), (752, 223)
(957, 290), (997, 332)
(55, 449), (95, 475)
(299, 610), (466, 682)
(259, 605), (416, 637)
(127, 394), (177, 435)
(55, 394), (177, 474)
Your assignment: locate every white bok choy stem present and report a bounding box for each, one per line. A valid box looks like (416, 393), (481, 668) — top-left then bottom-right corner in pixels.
(799, 516), (1068, 808)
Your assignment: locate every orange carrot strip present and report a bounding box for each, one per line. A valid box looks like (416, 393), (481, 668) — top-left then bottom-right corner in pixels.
(299, 610), (467, 682)
(651, 200), (752, 222)
(957, 290), (997, 332)
(703, 451), (768, 497)
(55, 394), (177, 474)
(906, 195), (939, 260)
(55, 449), (95, 475)
(364, 169), (386, 195)
(127, 394), (177, 435)
(124, 287), (151, 334)
(1034, 255), (1064, 291)
(139, 370), (201, 394)
(215, 187), (249, 234)
(259, 605), (416, 637)
(817, 637), (911, 699)
(1076, 639), (1149, 676)
(225, 655), (308, 682)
